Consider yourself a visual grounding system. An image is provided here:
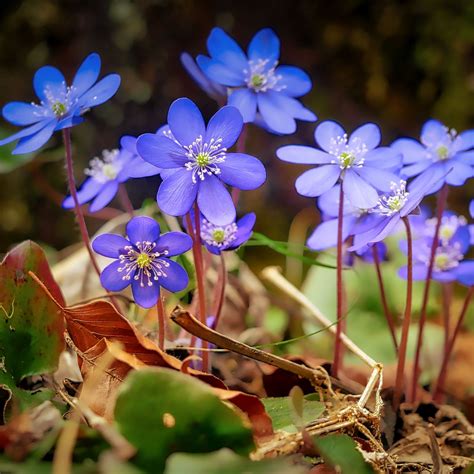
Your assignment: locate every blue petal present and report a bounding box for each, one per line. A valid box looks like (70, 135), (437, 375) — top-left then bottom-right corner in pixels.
(257, 92), (296, 134)
(62, 178), (103, 208)
(136, 133), (186, 169)
(470, 200), (474, 218)
(445, 160), (472, 186)
(196, 55), (246, 87)
(295, 165), (340, 197)
(197, 175), (235, 225)
(125, 156), (161, 178)
(206, 28), (248, 72)
(167, 98), (206, 147)
(391, 138), (426, 164)
(78, 74), (121, 109)
(33, 66), (66, 102)
(399, 263), (429, 281)
(126, 216), (160, 244)
(420, 119), (447, 147)
(72, 53), (101, 98)
(355, 167), (401, 192)
(261, 90), (316, 122)
(276, 66), (311, 97)
(131, 278), (160, 308)
(156, 232), (192, 256)
(350, 215), (399, 250)
(342, 169), (379, 208)
(89, 181), (119, 212)
(454, 151), (474, 165)
(228, 89), (257, 123)
(205, 105), (243, 148)
(456, 260), (474, 286)
(307, 216), (356, 251)
(454, 130), (474, 153)
(248, 28), (280, 64)
(158, 258), (189, 293)
(363, 147), (402, 170)
(401, 160), (432, 178)
(56, 115), (84, 130)
(277, 145), (332, 165)
(349, 123), (381, 150)
(231, 212), (257, 248)
(315, 121), (346, 152)
(157, 170), (198, 216)
(0, 119), (53, 146)
(2, 102), (43, 126)
(92, 234), (130, 258)
(317, 185), (343, 217)
(12, 119), (57, 154)
(218, 152), (266, 190)
(100, 260), (130, 292)
(120, 135), (138, 154)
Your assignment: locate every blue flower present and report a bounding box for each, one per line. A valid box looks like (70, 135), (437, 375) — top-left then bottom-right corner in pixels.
(0, 53), (120, 155)
(277, 121), (402, 209)
(92, 216), (192, 308)
(194, 28), (316, 134)
(136, 98), (266, 225)
(392, 119), (474, 194)
(398, 212), (473, 285)
(62, 142), (134, 213)
(185, 210), (256, 255)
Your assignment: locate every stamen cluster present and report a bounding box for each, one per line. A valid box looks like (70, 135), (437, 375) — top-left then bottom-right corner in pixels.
(329, 134), (367, 169)
(244, 59), (284, 93)
(84, 149), (122, 183)
(201, 218), (238, 248)
(375, 181), (409, 216)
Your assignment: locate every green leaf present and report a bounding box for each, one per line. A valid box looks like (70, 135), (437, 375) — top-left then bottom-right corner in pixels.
(164, 449), (307, 474)
(262, 394), (325, 433)
(114, 368), (255, 472)
(0, 241), (65, 420)
(0, 128), (37, 173)
(245, 232), (336, 269)
(313, 434), (374, 474)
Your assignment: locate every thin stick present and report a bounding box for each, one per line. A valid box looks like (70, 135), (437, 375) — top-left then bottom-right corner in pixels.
(118, 183), (134, 217)
(211, 253), (227, 329)
(171, 306), (362, 395)
(231, 124), (247, 205)
(372, 245), (398, 352)
(62, 128), (101, 277)
(333, 185), (345, 377)
(411, 184), (449, 401)
(261, 266), (377, 368)
(393, 217), (413, 410)
(156, 295), (166, 350)
(185, 206), (209, 371)
(433, 286), (473, 402)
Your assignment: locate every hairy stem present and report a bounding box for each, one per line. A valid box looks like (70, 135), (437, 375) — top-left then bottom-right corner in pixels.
(372, 245), (398, 353)
(333, 185), (345, 377)
(411, 184), (448, 401)
(433, 286), (473, 403)
(211, 253), (227, 330)
(394, 217), (413, 410)
(156, 296), (166, 350)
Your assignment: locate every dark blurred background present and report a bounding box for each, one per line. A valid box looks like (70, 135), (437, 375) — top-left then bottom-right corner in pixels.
(1, 0), (473, 257)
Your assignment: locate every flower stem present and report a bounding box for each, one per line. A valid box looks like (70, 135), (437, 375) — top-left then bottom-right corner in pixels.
(185, 205), (210, 371)
(333, 185), (345, 377)
(231, 124), (247, 205)
(441, 283), (452, 355)
(393, 217), (413, 410)
(156, 296), (166, 350)
(411, 184), (449, 401)
(211, 253), (227, 330)
(118, 183), (134, 217)
(433, 286), (473, 403)
(62, 129), (101, 278)
(372, 245), (398, 353)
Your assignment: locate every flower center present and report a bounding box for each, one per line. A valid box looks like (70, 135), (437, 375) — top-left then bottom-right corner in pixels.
(436, 145), (449, 160)
(425, 215), (467, 245)
(201, 218), (238, 248)
(182, 135), (227, 183)
(51, 101), (67, 117)
(244, 59), (284, 93)
(432, 244), (463, 272)
(118, 241), (170, 288)
(423, 126), (457, 162)
(329, 134), (367, 169)
(32, 84), (78, 119)
(375, 181), (409, 216)
(85, 149), (122, 184)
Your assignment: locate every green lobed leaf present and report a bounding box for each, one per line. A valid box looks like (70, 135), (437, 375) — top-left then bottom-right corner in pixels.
(114, 368), (255, 473)
(0, 241), (65, 419)
(313, 434), (374, 474)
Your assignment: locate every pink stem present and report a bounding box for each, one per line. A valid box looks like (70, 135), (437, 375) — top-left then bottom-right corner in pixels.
(211, 253), (227, 330)
(118, 183), (134, 217)
(156, 296), (166, 350)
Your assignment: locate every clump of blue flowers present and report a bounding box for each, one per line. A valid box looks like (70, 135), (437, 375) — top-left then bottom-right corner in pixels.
(0, 53), (120, 154)
(92, 216), (192, 308)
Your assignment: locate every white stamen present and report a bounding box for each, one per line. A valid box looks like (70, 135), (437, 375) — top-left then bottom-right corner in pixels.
(374, 180), (409, 216)
(201, 218), (238, 248)
(85, 149), (122, 183)
(328, 134), (367, 169)
(243, 59), (285, 93)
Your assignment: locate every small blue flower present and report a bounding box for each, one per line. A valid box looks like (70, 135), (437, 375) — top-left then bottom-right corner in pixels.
(392, 119), (474, 194)
(193, 28), (316, 134)
(92, 216), (192, 308)
(277, 121), (402, 209)
(62, 143), (134, 212)
(136, 98), (266, 225)
(185, 210), (256, 255)
(0, 53), (120, 155)
(398, 212), (473, 285)
(345, 243), (388, 267)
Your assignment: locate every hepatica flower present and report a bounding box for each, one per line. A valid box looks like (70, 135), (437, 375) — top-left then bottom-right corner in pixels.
(194, 28), (316, 134)
(0, 53), (120, 154)
(92, 216), (192, 308)
(392, 119), (474, 193)
(277, 121), (402, 209)
(136, 98), (266, 225)
(62, 141), (134, 212)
